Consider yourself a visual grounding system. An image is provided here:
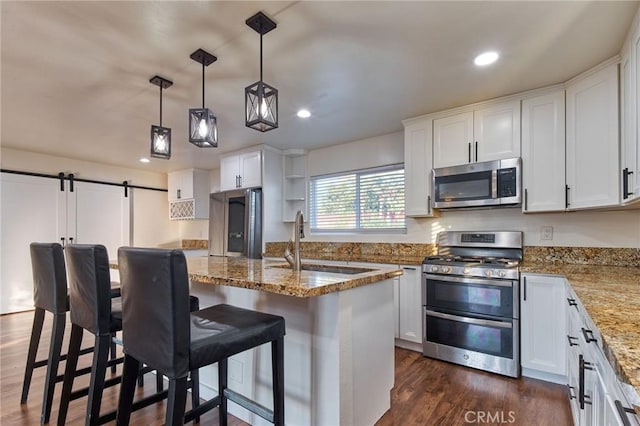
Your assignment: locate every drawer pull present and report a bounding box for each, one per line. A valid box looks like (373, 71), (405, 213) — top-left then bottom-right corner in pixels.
(567, 335), (579, 347)
(566, 384), (576, 400)
(567, 298), (578, 308)
(614, 400), (634, 426)
(579, 354), (593, 409)
(581, 328), (597, 344)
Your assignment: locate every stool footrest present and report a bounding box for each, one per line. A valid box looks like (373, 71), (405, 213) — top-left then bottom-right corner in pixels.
(96, 389), (170, 425)
(33, 346), (94, 368)
(184, 395), (221, 423)
(224, 388), (274, 423)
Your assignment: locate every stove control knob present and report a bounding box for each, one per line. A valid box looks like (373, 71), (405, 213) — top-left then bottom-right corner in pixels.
(497, 270), (506, 278)
(442, 266), (451, 273)
(463, 268), (471, 275)
(431, 266), (439, 273)
(485, 269), (493, 277)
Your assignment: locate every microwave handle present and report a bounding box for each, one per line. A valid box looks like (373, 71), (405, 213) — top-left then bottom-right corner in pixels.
(491, 170), (498, 199)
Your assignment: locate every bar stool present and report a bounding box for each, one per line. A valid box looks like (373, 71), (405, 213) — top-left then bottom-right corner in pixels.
(116, 247), (286, 426)
(22, 243), (96, 424)
(57, 244), (125, 426)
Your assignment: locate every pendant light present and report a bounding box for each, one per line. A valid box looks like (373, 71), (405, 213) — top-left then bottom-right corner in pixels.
(245, 11), (278, 132)
(149, 75), (173, 160)
(189, 49), (218, 148)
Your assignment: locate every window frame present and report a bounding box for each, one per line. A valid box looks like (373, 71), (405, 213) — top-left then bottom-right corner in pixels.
(309, 163), (406, 234)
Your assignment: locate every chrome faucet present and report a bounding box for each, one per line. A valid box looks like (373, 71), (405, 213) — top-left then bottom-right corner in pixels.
(284, 210), (305, 271)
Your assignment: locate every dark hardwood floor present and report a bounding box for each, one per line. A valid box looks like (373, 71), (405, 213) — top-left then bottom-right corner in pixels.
(1, 311), (572, 425)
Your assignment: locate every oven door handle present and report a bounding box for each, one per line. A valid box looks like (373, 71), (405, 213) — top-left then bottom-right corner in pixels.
(425, 309), (513, 329)
(423, 273), (515, 288)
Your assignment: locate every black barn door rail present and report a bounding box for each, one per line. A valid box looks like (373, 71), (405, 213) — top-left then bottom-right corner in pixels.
(1, 169), (168, 197)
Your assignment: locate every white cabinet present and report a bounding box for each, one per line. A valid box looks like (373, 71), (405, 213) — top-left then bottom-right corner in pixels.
(566, 64), (620, 209)
(621, 15), (640, 204)
(220, 150), (262, 191)
(403, 118), (438, 217)
(0, 173), (131, 314)
(398, 265), (422, 344)
(520, 274), (567, 379)
(167, 169), (209, 220)
(282, 150), (307, 222)
(565, 284), (639, 426)
(433, 100), (520, 168)
(521, 91), (567, 212)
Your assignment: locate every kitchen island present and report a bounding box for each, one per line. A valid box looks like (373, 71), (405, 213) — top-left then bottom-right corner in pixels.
(185, 256), (402, 426)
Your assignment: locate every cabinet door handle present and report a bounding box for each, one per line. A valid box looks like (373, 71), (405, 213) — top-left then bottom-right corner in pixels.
(566, 384), (576, 400)
(567, 335), (579, 347)
(524, 188), (528, 211)
(177, 189), (181, 200)
(239, 175), (242, 188)
(60, 237), (66, 247)
(614, 400), (634, 426)
(427, 195), (431, 214)
(623, 168), (634, 199)
(523, 276), (527, 301)
(468, 143), (471, 163)
(565, 185), (570, 208)
(475, 141), (478, 162)
(68, 237), (74, 245)
(567, 298), (578, 308)
(578, 354), (593, 409)
(581, 327), (597, 344)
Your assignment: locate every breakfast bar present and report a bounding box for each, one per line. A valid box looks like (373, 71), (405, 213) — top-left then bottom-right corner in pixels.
(185, 256), (402, 426)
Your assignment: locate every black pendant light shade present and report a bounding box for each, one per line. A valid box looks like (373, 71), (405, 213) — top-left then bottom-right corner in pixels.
(189, 49), (218, 148)
(149, 75), (173, 160)
(245, 12), (278, 132)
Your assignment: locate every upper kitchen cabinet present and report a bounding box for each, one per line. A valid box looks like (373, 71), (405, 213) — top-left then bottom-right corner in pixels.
(621, 12), (640, 204)
(433, 100), (520, 168)
(521, 90), (566, 212)
(220, 150), (262, 191)
(403, 117), (438, 217)
(566, 63), (620, 210)
(168, 168), (209, 220)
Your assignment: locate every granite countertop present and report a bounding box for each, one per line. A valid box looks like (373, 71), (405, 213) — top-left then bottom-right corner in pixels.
(186, 256), (402, 298)
(521, 262), (640, 413)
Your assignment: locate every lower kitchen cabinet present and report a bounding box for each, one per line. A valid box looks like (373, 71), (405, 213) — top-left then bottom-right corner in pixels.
(398, 265), (422, 344)
(520, 274), (567, 381)
(565, 284), (639, 426)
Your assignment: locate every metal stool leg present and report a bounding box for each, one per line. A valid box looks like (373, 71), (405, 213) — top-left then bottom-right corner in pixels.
(41, 312), (65, 424)
(190, 368), (200, 424)
(57, 324), (83, 426)
(110, 332), (117, 374)
(21, 307), (45, 404)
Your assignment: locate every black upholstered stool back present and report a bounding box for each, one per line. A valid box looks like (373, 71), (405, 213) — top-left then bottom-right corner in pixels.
(65, 244), (113, 335)
(30, 242), (67, 314)
(118, 247), (191, 379)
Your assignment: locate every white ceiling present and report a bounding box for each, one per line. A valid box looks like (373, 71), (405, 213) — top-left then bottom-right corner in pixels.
(1, 1), (638, 172)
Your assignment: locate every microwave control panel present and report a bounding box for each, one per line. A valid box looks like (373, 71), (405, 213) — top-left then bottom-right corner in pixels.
(497, 168), (517, 197)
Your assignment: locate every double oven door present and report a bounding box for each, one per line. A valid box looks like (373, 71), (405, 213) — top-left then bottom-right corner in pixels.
(422, 272), (520, 378)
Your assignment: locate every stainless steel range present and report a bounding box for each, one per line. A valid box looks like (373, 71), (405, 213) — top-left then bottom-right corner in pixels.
(422, 231), (523, 378)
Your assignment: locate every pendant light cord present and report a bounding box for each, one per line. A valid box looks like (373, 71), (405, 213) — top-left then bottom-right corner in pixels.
(259, 29), (263, 83)
(202, 62), (205, 108)
(159, 85), (163, 127)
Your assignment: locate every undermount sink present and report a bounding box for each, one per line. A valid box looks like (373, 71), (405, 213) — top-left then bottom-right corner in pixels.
(269, 263), (376, 275)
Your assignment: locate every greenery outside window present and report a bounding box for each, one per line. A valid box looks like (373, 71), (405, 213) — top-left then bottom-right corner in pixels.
(309, 164), (406, 233)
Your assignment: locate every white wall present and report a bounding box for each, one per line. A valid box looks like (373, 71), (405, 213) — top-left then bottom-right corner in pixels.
(303, 134), (640, 248)
(1, 147), (181, 247)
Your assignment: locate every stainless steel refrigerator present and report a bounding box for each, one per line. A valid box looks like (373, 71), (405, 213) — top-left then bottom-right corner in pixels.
(208, 188), (262, 259)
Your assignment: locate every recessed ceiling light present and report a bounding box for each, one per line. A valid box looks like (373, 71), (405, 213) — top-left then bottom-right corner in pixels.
(297, 109), (311, 118)
(474, 51), (499, 66)
(139, 158), (150, 163)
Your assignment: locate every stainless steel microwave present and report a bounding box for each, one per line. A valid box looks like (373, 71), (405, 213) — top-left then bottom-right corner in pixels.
(432, 158), (521, 209)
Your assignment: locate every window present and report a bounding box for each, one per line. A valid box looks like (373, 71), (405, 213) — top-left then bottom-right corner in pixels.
(309, 164), (405, 233)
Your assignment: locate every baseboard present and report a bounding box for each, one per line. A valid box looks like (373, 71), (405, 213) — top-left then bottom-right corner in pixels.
(394, 339), (423, 353)
(521, 367), (567, 385)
